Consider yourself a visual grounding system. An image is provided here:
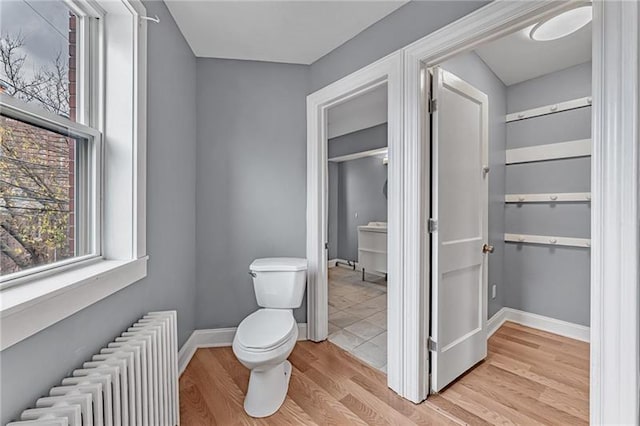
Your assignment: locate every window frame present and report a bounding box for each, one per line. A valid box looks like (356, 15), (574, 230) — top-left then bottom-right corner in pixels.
(0, 93), (103, 287)
(0, 0), (104, 285)
(0, 0), (148, 351)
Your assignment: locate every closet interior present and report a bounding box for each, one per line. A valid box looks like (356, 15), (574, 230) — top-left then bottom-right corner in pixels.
(439, 21), (592, 330)
(429, 13), (592, 417)
(503, 67), (591, 326)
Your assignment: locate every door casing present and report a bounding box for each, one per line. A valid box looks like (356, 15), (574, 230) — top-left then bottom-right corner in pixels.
(306, 51), (405, 395)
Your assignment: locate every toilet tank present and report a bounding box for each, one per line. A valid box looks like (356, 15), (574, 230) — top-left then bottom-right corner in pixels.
(249, 258), (307, 309)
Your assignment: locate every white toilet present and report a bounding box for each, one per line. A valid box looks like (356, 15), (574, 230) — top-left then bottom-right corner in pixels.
(232, 257), (307, 418)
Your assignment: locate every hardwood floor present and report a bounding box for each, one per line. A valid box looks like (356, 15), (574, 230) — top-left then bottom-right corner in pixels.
(180, 321), (589, 425)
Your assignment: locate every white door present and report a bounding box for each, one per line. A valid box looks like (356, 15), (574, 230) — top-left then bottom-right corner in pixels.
(429, 67), (489, 392)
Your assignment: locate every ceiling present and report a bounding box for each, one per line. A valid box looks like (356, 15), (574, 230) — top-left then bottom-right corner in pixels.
(328, 84), (387, 139)
(475, 21), (592, 86)
(165, 1), (408, 65)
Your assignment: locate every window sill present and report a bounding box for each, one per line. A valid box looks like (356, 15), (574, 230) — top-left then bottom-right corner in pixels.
(0, 257), (148, 351)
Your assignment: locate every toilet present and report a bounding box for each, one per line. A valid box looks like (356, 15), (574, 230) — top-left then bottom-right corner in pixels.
(232, 257), (307, 418)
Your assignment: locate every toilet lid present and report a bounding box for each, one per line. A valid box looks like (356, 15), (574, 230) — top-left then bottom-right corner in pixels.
(236, 309), (296, 350)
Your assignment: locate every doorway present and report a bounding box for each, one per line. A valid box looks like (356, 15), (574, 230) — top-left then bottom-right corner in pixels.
(325, 84), (389, 371)
(425, 7), (592, 420)
(305, 52), (407, 395)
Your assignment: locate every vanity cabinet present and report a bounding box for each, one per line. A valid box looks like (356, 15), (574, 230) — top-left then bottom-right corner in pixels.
(357, 222), (387, 278)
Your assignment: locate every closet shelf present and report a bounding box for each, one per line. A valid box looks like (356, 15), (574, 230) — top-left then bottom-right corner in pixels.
(328, 147), (387, 163)
(506, 96), (592, 122)
(505, 192), (591, 203)
(505, 233), (590, 248)
(506, 139), (591, 164)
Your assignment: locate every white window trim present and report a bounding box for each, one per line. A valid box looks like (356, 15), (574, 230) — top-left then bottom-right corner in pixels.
(0, 258), (147, 350)
(0, 0), (148, 351)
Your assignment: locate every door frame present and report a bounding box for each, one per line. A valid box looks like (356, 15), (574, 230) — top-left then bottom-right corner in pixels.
(306, 51), (405, 394)
(402, 0), (640, 422)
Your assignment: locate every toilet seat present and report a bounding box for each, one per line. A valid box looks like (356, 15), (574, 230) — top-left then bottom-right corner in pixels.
(236, 309), (296, 351)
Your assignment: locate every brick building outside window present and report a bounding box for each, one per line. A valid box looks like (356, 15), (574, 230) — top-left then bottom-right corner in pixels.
(0, 10), (78, 275)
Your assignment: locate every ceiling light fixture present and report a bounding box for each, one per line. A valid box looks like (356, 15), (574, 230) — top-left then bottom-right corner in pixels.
(530, 5), (592, 41)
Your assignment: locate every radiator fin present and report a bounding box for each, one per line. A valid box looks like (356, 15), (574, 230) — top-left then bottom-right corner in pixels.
(6, 311), (179, 426)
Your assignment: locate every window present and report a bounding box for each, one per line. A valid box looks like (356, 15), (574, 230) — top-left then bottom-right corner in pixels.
(0, 1), (78, 120)
(0, 0), (148, 351)
(1, 0), (101, 283)
(0, 105), (98, 279)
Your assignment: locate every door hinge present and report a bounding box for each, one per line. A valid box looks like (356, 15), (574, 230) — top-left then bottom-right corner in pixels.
(428, 218), (438, 233)
(428, 337), (438, 352)
(428, 98), (437, 113)
(324, 242), (329, 250)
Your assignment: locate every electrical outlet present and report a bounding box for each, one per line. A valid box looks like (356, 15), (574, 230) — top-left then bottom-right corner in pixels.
(492, 284), (497, 299)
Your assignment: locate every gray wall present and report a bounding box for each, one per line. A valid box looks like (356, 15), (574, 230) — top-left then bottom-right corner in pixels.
(195, 59), (309, 328)
(337, 156), (388, 261)
(192, 0), (490, 329)
(190, 1), (489, 330)
(328, 124), (388, 261)
(0, 1), (198, 423)
(439, 52), (507, 319)
(504, 62), (592, 326)
(310, 1), (489, 91)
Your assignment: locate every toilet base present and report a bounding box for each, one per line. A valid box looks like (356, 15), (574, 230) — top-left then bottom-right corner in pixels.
(244, 360), (292, 418)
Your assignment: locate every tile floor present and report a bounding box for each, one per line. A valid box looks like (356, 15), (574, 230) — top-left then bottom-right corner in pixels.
(328, 266), (387, 372)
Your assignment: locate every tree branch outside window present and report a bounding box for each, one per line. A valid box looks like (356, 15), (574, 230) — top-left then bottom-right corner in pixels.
(1, 15), (78, 275)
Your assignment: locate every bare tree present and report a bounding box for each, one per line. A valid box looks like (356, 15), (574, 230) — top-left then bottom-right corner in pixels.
(1, 33), (70, 116)
(1, 31), (74, 274)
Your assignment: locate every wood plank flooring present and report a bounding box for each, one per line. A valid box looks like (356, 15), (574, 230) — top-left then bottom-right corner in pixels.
(180, 321), (589, 425)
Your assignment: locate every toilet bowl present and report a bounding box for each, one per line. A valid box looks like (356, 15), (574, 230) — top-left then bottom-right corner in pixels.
(233, 308), (298, 417)
(232, 258), (307, 418)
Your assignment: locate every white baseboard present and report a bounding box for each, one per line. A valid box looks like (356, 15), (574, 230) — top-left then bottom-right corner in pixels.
(178, 323), (307, 375)
(487, 307), (509, 338)
(177, 327), (234, 375)
(487, 307), (590, 343)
